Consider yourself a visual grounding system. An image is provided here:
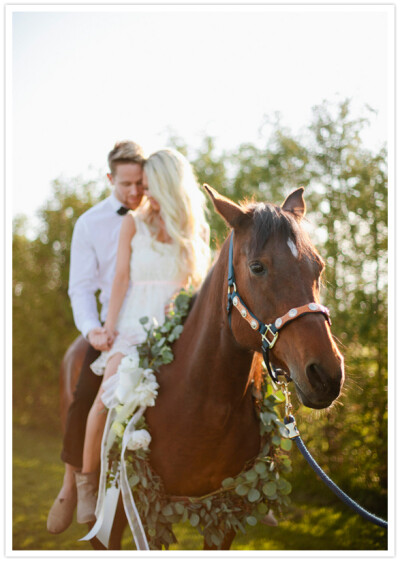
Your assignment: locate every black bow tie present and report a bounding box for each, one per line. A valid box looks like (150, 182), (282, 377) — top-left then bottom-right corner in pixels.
(117, 206), (129, 215)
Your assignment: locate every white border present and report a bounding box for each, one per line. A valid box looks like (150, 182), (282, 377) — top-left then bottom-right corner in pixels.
(5, 2), (395, 560)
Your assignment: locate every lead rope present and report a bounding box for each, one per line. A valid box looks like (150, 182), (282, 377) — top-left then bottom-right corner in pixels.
(275, 378), (388, 530)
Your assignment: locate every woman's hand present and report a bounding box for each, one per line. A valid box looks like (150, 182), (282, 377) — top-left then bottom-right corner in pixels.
(104, 322), (118, 348)
(88, 327), (111, 351)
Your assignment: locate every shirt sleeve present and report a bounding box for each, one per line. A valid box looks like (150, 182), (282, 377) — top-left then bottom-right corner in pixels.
(68, 216), (101, 338)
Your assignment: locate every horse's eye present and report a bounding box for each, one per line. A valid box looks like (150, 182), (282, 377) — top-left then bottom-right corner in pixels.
(249, 262), (265, 275)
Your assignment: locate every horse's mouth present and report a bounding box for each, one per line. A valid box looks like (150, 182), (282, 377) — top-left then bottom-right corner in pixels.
(270, 365), (336, 410)
(294, 382), (334, 410)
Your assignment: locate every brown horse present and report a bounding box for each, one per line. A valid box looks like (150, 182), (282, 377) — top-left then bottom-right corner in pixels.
(60, 186), (344, 549)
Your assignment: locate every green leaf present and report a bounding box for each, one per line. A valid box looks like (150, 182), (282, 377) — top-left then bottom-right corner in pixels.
(272, 434), (281, 446)
(257, 502), (268, 514)
(277, 479), (292, 495)
(128, 474), (140, 487)
(254, 461), (267, 475)
(161, 505), (173, 517)
(235, 483), (249, 496)
(262, 481), (277, 498)
(261, 443), (270, 456)
(280, 438), (292, 451)
(247, 488), (261, 502)
(172, 324), (184, 338)
(244, 469), (258, 482)
(174, 502), (184, 514)
(222, 476), (235, 487)
(189, 513), (200, 527)
(246, 515), (258, 526)
(261, 412), (277, 425)
(139, 316), (149, 325)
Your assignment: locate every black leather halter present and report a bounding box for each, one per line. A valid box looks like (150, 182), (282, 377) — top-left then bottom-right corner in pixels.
(226, 232), (331, 383)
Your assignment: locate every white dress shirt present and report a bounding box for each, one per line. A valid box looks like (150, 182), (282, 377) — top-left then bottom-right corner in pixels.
(68, 192), (130, 338)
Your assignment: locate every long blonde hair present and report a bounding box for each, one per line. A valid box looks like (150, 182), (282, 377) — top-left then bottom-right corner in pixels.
(143, 148), (210, 288)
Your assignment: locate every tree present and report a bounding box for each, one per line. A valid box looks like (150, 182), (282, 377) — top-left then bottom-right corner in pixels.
(13, 175), (109, 430)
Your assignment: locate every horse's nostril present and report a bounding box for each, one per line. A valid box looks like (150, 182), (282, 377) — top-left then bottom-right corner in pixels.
(306, 362), (328, 392)
(306, 362), (342, 398)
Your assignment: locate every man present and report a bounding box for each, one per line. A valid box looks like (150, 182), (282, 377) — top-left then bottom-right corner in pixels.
(47, 141), (145, 534)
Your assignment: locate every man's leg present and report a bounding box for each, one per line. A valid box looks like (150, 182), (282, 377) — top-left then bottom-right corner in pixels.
(47, 344), (101, 534)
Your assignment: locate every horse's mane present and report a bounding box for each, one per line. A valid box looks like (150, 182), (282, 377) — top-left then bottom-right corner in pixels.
(244, 201), (324, 266)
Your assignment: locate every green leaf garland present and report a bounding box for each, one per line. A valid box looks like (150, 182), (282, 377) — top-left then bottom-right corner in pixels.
(106, 287), (292, 549)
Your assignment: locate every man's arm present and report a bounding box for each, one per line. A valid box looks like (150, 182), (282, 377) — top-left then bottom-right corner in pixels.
(68, 217), (102, 339)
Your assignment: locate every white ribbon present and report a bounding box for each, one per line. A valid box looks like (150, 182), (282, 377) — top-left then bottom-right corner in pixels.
(80, 405), (149, 550)
(119, 409), (149, 550)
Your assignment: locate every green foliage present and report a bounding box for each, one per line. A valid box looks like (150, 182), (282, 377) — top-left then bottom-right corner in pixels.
(120, 375), (293, 550)
(12, 175), (110, 430)
(137, 288), (193, 371)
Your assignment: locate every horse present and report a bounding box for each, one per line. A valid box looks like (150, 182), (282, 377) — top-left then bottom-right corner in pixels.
(60, 186), (345, 550)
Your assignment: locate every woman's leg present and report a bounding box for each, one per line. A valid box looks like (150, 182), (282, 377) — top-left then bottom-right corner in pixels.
(81, 352), (124, 474)
(75, 352), (124, 524)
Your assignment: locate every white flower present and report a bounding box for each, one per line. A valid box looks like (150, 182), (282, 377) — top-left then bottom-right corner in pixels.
(118, 351), (140, 373)
(111, 421), (125, 438)
(134, 372), (159, 408)
(115, 354), (144, 406)
(126, 429), (152, 451)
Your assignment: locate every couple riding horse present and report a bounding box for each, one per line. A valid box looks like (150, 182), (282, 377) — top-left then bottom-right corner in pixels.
(47, 140), (344, 550)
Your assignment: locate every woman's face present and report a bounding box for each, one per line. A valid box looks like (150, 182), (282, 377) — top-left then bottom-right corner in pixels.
(142, 170), (160, 212)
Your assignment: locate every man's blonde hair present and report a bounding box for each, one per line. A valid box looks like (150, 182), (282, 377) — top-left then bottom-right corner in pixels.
(108, 141), (145, 175)
(143, 148), (210, 289)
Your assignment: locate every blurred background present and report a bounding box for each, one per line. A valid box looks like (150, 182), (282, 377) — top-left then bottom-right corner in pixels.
(11, 5), (390, 553)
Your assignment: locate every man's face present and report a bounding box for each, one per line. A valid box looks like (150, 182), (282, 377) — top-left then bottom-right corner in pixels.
(108, 163), (143, 210)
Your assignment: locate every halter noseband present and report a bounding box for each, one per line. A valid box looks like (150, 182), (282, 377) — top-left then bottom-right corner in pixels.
(226, 232), (331, 383)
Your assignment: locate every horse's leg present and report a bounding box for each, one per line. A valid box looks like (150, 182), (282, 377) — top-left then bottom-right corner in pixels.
(89, 536), (107, 550)
(108, 500), (127, 550)
(203, 528), (236, 550)
(86, 522), (107, 550)
(86, 502), (127, 550)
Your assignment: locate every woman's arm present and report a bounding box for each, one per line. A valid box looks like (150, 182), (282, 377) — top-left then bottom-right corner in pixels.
(104, 214), (136, 336)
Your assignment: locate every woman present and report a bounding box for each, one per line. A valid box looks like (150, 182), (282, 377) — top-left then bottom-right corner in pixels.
(74, 148), (210, 523)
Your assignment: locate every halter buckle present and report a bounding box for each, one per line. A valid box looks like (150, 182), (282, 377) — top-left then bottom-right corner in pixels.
(261, 325), (279, 349)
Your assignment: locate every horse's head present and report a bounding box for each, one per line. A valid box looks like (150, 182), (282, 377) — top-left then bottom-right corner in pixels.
(205, 184), (344, 409)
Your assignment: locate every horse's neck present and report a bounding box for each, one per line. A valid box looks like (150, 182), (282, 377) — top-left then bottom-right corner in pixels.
(180, 249), (254, 403)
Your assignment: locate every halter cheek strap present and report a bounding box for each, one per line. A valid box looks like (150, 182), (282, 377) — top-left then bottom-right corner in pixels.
(226, 232), (331, 383)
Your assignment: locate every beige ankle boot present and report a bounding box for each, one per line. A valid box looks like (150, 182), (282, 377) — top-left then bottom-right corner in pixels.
(47, 486), (77, 534)
(75, 471), (98, 524)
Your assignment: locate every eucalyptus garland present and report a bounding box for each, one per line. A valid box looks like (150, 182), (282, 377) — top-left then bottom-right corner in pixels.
(106, 288), (293, 550)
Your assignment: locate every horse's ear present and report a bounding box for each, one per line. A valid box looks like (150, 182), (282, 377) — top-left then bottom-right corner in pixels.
(203, 184), (250, 229)
(282, 187), (306, 221)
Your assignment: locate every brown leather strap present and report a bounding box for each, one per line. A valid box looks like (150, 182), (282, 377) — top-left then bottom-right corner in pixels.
(232, 297), (330, 334)
(274, 303), (330, 329)
(232, 295), (260, 331)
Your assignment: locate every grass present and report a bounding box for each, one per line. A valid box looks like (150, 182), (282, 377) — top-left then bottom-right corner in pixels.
(12, 425), (387, 551)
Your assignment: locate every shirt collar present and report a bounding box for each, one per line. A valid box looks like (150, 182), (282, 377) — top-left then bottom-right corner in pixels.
(109, 192), (126, 213)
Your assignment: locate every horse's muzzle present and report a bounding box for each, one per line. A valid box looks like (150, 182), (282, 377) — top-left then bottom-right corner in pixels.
(294, 360), (344, 409)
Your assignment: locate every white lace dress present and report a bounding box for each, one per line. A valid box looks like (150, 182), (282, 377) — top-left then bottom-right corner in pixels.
(90, 212), (187, 380)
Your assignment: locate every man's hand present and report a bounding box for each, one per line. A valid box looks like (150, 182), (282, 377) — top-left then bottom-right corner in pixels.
(88, 327), (114, 351)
